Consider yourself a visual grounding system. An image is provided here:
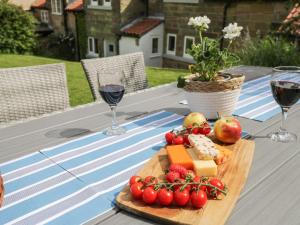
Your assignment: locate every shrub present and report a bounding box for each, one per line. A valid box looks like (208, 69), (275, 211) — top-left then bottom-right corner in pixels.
(0, 0), (36, 54)
(237, 35), (300, 67)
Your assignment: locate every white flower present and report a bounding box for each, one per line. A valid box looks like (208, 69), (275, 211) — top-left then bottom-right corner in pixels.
(223, 23), (243, 40)
(188, 16), (211, 30)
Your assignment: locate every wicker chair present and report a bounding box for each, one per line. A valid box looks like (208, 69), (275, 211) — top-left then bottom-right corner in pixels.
(0, 63), (69, 125)
(81, 52), (148, 101)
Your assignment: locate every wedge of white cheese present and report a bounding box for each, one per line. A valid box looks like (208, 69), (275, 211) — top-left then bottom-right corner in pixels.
(188, 134), (219, 160)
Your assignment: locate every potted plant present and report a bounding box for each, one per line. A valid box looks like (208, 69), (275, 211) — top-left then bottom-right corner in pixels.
(179, 16), (245, 119)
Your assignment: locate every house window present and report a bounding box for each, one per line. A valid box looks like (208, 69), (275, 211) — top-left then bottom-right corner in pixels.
(89, 0), (111, 7)
(103, 0), (111, 7)
(51, 0), (62, 15)
(88, 37), (99, 54)
(90, 0), (98, 6)
(108, 44), (114, 53)
(40, 10), (49, 23)
(167, 33), (176, 55)
(152, 37), (159, 54)
(183, 36), (195, 58)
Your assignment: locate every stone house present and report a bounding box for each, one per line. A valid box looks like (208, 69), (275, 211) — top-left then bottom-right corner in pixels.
(84, 0), (147, 59)
(157, 0), (289, 68)
(31, 0), (84, 59)
(83, 0), (290, 68)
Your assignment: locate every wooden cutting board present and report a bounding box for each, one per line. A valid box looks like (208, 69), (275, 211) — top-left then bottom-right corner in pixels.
(116, 139), (255, 225)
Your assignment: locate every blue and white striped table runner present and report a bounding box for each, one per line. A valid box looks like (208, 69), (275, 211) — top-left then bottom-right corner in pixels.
(0, 111), (184, 225)
(233, 74), (300, 121)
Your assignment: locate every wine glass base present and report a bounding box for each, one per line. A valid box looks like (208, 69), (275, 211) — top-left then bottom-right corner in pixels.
(103, 126), (126, 136)
(268, 130), (297, 143)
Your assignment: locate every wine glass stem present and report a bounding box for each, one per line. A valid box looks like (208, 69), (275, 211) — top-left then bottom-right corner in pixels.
(280, 107), (289, 132)
(110, 105), (118, 129)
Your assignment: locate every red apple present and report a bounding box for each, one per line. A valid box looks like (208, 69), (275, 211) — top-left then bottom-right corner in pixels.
(214, 117), (242, 144)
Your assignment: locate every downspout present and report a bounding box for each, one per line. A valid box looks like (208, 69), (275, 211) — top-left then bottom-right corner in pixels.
(145, 0), (149, 17)
(63, 0), (69, 34)
(220, 1), (232, 50)
(74, 11), (81, 60)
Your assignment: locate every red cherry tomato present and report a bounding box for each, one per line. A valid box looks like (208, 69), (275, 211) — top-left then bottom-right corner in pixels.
(198, 123), (211, 135)
(165, 132), (175, 144)
(143, 176), (158, 188)
(207, 178), (225, 197)
(130, 182), (144, 199)
(192, 176), (207, 192)
(192, 127), (200, 134)
(129, 175), (141, 186)
(191, 190), (207, 208)
(183, 133), (190, 145)
(174, 188), (190, 206)
(142, 187), (158, 205)
(172, 135), (184, 145)
(157, 188), (174, 206)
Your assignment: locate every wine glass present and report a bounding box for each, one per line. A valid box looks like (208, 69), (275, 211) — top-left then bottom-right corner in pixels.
(268, 66), (300, 143)
(97, 71), (126, 136)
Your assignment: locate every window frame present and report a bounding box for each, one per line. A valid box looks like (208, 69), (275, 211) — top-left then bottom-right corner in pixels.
(51, 0), (62, 15)
(183, 36), (195, 59)
(40, 10), (49, 23)
(103, 0), (111, 7)
(151, 37), (159, 55)
(87, 37), (99, 55)
(166, 33), (176, 55)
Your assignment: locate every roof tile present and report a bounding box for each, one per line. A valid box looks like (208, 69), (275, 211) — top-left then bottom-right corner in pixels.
(122, 18), (163, 37)
(66, 0), (83, 11)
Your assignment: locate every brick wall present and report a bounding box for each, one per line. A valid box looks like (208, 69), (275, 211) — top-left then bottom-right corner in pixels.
(50, 14), (65, 33)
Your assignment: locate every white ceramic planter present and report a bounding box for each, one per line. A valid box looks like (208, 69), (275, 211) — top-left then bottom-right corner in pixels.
(185, 88), (241, 119)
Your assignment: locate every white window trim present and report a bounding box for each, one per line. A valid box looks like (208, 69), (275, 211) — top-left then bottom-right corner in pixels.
(183, 36), (195, 59)
(87, 37), (99, 57)
(151, 36), (161, 57)
(51, 0), (62, 15)
(88, 0), (112, 10)
(166, 33), (176, 55)
(104, 40), (116, 57)
(40, 10), (49, 23)
(103, 0), (111, 7)
(90, 0), (98, 6)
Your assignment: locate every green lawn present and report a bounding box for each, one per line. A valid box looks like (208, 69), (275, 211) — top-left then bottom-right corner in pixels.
(0, 54), (188, 106)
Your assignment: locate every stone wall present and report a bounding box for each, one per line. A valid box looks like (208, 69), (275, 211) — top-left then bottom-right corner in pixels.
(50, 14), (65, 33)
(148, 0), (163, 16)
(162, 0), (289, 69)
(121, 0), (146, 26)
(84, 0), (120, 57)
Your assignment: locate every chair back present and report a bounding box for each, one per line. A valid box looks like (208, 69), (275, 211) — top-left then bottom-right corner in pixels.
(81, 52), (148, 100)
(0, 63), (69, 124)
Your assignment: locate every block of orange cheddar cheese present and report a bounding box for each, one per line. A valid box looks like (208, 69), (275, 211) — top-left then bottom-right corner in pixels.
(214, 144), (232, 165)
(166, 145), (194, 170)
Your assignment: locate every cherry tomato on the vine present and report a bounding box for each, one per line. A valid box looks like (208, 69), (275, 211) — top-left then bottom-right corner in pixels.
(191, 190), (207, 208)
(172, 135), (184, 145)
(129, 175), (141, 186)
(207, 178), (225, 197)
(157, 188), (174, 206)
(198, 123), (211, 135)
(130, 182), (144, 199)
(174, 188), (190, 206)
(142, 187), (158, 205)
(165, 132), (175, 144)
(143, 176), (158, 188)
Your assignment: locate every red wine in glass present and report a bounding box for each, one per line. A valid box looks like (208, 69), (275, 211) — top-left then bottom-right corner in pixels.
(268, 66), (300, 143)
(97, 71), (126, 136)
(271, 81), (300, 107)
(99, 84), (125, 106)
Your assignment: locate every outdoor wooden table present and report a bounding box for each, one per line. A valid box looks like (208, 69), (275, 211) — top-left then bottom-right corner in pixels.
(0, 66), (299, 225)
